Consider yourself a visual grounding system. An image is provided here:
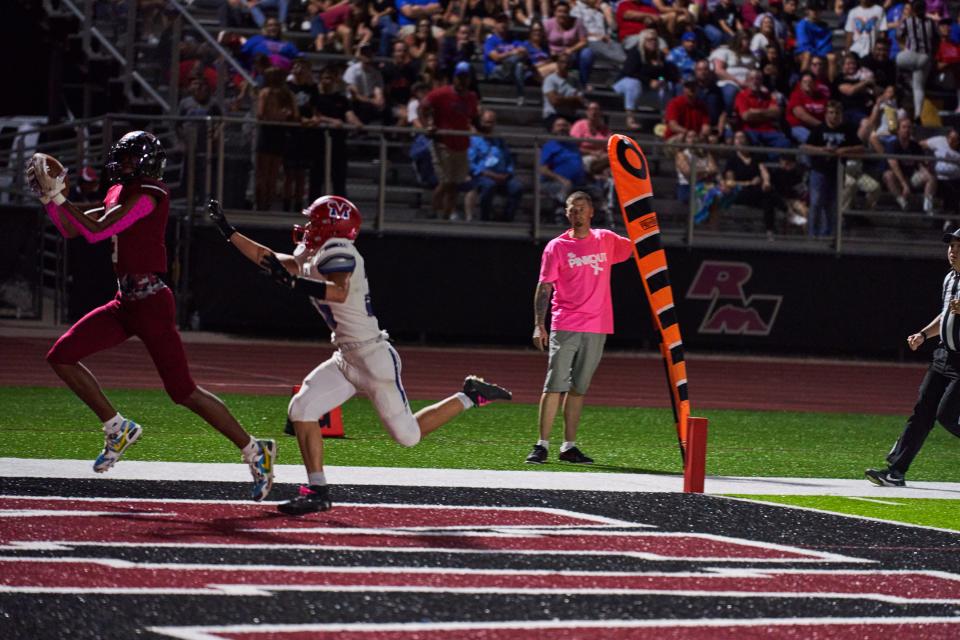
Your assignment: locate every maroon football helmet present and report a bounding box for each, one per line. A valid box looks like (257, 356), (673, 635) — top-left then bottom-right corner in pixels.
(292, 196), (362, 250)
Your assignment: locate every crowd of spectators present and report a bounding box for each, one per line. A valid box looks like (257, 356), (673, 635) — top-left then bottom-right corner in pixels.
(646, 0), (960, 236)
(161, 0), (960, 232)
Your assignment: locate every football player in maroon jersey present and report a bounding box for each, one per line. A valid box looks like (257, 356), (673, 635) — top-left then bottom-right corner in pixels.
(28, 131), (276, 500)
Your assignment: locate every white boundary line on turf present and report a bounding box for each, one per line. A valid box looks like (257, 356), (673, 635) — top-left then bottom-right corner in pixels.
(4, 458), (960, 498)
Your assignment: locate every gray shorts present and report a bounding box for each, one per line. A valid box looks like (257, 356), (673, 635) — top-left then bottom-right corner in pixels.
(543, 330), (607, 394)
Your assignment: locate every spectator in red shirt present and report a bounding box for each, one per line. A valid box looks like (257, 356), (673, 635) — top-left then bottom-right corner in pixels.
(937, 18), (960, 111)
(664, 80), (712, 140)
(742, 0), (763, 29)
(615, 0), (661, 51)
(786, 71), (830, 143)
(419, 61), (480, 220)
(735, 69), (791, 149)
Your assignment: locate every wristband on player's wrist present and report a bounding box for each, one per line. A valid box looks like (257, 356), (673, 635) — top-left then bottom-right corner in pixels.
(292, 276), (327, 300)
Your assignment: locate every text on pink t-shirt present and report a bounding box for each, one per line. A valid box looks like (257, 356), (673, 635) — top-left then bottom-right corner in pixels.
(539, 228), (634, 334)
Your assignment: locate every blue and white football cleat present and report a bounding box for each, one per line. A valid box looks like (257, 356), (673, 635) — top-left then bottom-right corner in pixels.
(245, 439), (277, 501)
(93, 420), (143, 473)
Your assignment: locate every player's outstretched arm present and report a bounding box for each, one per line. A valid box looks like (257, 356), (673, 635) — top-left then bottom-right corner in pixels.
(259, 253), (351, 303)
(57, 197), (145, 237)
(207, 199), (297, 272)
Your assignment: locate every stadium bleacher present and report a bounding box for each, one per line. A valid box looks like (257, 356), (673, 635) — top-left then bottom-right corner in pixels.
(6, 0), (960, 251)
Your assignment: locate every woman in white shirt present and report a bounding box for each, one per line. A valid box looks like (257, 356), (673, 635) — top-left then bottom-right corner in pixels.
(750, 15), (779, 58)
(709, 32), (757, 112)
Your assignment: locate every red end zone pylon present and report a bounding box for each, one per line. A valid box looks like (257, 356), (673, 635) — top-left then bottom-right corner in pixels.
(683, 417), (708, 493)
(283, 385), (345, 437)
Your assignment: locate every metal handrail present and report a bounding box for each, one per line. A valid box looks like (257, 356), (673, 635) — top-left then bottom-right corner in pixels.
(5, 112), (960, 251)
(0, 117), (103, 145)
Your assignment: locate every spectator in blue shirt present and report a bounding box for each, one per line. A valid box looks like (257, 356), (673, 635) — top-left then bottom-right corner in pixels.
(468, 109), (524, 221)
(888, 1), (907, 56)
(241, 17), (300, 68)
(483, 14), (529, 103)
(795, 1), (834, 71)
(667, 32), (701, 82)
(396, 0), (443, 33)
(539, 117), (604, 222)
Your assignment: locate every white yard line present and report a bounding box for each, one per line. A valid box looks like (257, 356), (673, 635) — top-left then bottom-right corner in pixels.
(2, 458), (960, 499)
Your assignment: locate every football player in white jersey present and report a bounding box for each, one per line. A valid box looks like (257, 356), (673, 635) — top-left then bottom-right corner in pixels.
(208, 197), (512, 514)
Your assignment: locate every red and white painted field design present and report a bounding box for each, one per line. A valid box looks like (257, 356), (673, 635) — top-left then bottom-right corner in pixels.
(0, 497), (846, 561)
(146, 619), (960, 640)
(3, 495), (959, 637)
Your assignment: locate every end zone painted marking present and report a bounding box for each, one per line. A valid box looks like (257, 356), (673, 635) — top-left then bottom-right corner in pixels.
(0, 496), (864, 562)
(1, 560), (955, 603)
(147, 618), (960, 640)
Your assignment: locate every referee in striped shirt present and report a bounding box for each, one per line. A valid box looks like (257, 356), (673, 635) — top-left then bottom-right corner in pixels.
(867, 228), (960, 486)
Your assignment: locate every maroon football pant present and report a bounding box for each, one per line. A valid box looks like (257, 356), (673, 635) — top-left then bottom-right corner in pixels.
(46, 287), (197, 403)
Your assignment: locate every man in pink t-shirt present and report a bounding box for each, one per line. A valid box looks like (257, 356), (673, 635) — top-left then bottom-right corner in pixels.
(526, 191), (633, 465)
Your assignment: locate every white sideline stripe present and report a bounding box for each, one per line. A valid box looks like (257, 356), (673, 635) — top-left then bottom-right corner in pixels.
(147, 617), (960, 640)
(3, 458), (960, 498)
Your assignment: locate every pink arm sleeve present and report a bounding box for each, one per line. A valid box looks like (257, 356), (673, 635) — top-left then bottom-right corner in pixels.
(43, 202), (72, 238)
(45, 196), (155, 244)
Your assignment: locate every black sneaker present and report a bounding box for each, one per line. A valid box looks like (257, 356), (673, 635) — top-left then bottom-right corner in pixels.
(558, 446), (593, 464)
(277, 484), (333, 515)
(525, 444), (548, 464)
(462, 375), (512, 406)
(865, 468), (906, 487)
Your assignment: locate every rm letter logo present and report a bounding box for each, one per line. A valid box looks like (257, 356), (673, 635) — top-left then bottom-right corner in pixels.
(686, 261), (782, 336)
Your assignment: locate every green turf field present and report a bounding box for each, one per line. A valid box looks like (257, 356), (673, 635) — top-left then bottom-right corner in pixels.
(3, 386), (958, 479)
(3, 386), (958, 530)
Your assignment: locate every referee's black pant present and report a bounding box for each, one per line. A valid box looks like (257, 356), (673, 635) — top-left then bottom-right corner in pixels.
(888, 347), (960, 474)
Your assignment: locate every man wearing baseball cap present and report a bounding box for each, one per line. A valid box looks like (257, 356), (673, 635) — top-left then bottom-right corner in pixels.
(866, 227), (960, 486)
(666, 32), (700, 82)
(418, 61), (479, 220)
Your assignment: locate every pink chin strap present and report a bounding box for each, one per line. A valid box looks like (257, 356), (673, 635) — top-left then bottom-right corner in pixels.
(44, 195), (155, 243)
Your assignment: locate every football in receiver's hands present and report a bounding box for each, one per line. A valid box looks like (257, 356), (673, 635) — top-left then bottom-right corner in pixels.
(26, 153), (68, 202)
